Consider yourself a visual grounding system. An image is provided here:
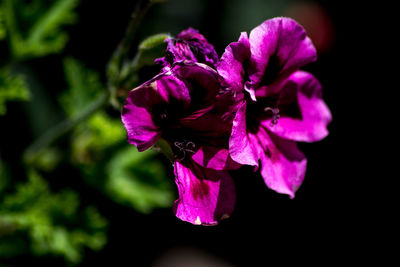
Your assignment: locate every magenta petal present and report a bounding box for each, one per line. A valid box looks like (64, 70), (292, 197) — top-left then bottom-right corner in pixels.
(173, 63), (220, 107)
(229, 101), (259, 166)
(192, 146), (241, 170)
(121, 85), (162, 151)
(156, 74), (191, 107)
(257, 127), (307, 198)
(217, 32), (250, 92)
(173, 160), (236, 225)
(180, 111), (231, 142)
(248, 17), (317, 94)
(121, 71), (195, 152)
(262, 71), (332, 142)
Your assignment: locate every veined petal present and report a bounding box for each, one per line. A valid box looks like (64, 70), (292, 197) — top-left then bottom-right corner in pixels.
(229, 101), (259, 166)
(180, 111), (231, 140)
(192, 146), (241, 170)
(217, 32), (250, 92)
(121, 83), (162, 151)
(122, 72), (194, 152)
(262, 71), (332, 142)
(156, 73), (191, 107)
(173, 160), (236, 225)
(248, 17), (317, 95)
(173, 63), (220, 108)
(257, 127), (307, 198)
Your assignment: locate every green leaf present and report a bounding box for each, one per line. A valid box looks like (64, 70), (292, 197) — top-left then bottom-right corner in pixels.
(107, 33), (168, 109)
(0, 170), (108, 263)
(138, 33), (169, 50)
(3, 0), (79, 59)
(27, 147), (63, 172)
(0, 8), (6, 40)
(87, 112), (126, 147)
(59, 57), (103, 117)
(135, 33), (169, 68)
(106, 146), (175, 214)
(120, 33), (169, 80)
(71, 111), (126, 164)
(0, 67), (30, 115)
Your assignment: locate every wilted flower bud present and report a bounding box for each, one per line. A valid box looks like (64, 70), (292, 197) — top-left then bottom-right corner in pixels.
(155, 28), (219, 68)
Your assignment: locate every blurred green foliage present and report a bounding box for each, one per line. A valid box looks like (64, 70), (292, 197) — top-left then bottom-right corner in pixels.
(0, 8), (6, 40)
(71, 111), (126, 164)
(1, 0), (79, 59)
(0, 170), (107, 263)
(106, 146), (174, 214)
(0, 68), (30, 115)
(0, 0), (175, 265)
(60, 57), (104, 118)
(27, 147), (63, 172)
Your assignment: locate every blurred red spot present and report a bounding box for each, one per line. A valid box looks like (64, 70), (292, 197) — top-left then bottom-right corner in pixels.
(284, 2), (334, 54)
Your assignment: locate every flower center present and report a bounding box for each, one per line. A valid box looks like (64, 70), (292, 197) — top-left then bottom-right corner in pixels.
(173, 140), (196, 161)
(264, 107), (280, 126)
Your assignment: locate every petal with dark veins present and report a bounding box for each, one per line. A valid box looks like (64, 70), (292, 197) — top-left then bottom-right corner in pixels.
(173, 160), (236, 225)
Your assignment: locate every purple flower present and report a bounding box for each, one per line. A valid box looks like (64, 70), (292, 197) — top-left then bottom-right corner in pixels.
(155, 28), (219, 68)
(121, 62), (238, 225)
(217, 17), (332, 198)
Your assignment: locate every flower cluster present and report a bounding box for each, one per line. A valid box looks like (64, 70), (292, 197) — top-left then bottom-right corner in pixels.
(121, 18), (331, 225)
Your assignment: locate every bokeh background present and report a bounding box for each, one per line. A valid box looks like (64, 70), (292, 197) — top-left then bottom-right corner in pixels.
(0, 0), (373, 266)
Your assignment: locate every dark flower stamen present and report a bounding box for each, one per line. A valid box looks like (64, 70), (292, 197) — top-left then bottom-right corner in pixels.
(174, 140), (196, 161)
(264, 107), (280, 126)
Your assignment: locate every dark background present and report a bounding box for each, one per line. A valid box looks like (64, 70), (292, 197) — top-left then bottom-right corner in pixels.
(1, 0), (380, 265)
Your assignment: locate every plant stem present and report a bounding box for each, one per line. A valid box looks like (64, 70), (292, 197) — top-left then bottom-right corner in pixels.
(23, 0), (161, 163)
(107, 0), (155, 79)
(23, 92), (109, 163)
